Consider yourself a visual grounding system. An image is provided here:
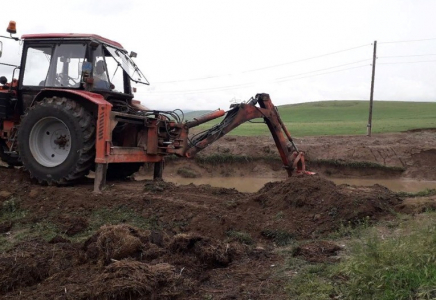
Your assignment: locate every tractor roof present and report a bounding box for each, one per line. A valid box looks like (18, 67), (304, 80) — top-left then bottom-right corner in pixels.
(21, 33), (124, 49)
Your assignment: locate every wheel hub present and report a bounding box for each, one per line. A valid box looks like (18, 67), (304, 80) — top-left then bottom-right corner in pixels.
(29, 117), (71, 167)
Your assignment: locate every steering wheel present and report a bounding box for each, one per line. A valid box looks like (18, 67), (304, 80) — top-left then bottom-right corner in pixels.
(55, 73), (78, 87)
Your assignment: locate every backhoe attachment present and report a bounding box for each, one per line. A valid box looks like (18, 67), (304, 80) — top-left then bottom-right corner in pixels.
(92, 93), (312, 193)
(183, 93), (313, 176)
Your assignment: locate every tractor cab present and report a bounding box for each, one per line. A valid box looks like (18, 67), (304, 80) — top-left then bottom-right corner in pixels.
(0, 21), (149, 114)
(15, 33), (149, 110)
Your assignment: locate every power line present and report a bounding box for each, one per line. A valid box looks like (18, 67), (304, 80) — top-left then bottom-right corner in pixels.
(277, 59), (370, 80)
(276, 64), (370, 83)
(148, 82), (255, 95)
(378, 60), (436, 65)
(149, 61), (371, 95)
(154, 43), (372, 84)
(242, 44), (371, 73)
(147, 64), (371, 95)
(379, 38), (436, 44)
(378, 54), (436, 58)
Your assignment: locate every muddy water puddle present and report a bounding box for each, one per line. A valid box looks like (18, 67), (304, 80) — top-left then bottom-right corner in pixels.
(136, 176), (436, 193)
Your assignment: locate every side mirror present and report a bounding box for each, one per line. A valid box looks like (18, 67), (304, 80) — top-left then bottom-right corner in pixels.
(0, 41), (2, 58)
(129, 51), (137, 58)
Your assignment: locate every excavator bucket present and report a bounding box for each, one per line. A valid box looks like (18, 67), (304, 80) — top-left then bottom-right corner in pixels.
(290, 151), (316, 175)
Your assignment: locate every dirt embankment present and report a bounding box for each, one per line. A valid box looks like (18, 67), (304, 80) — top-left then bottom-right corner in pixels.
(0, 130), (435, 299)
(165, 129), (436, 180)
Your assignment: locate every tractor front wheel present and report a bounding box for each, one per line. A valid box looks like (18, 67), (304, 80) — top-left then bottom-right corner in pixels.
(17, 97), (95, 184)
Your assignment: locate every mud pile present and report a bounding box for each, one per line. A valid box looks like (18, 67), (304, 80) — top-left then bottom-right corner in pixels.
(247, 175), (401, 238)
(0, 224), (244, 299)
(180, 175), (401, 242)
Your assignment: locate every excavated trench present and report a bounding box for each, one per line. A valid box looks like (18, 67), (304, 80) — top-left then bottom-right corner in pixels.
(144, 176), (436, 193)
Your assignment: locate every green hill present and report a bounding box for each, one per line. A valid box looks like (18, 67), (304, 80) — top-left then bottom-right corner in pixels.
(192, 100), (436, 137)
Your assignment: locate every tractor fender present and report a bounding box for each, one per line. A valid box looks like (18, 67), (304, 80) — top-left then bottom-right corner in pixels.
(31, 89), (112, 113)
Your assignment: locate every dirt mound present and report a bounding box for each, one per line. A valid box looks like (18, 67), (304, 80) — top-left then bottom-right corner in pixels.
(170, 233), (240, 267)
(84, 224), (146, 264)
(55, 215), (89, 236)
(89, 260), (185, 300)
(244, 175), (401, 238)
(293, 241), (342, 263)
(0, 225), (246, 299)
(0, 239), (80, 294)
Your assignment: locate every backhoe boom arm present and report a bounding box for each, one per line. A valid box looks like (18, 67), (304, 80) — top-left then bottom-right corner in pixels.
(184, 93), (307, 175)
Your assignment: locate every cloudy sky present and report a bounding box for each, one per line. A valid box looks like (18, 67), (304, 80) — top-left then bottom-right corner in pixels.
(1, 0), (435, 111)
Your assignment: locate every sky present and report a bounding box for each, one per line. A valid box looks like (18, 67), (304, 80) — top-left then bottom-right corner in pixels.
(0, 0), (435, 111)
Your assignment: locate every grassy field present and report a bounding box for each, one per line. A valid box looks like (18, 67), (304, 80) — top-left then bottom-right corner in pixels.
(281, 211), (436, 300)
(191, 100), (436, 137)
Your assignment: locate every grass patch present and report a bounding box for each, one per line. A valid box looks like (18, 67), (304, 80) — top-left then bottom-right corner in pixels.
(261, 229), (294, 246)
(336, 223), (436, 300)
(284, 261), (335, 300)
(1, 206), (162, 250)
(313, 159), (405, 172)
(0, 221), (62, 252)
(226, 230), (253, 245)
(328, 217), (373, 239)
(281, 213), (436, 300)
(194, 153), (279, 165)
(0, 197), (27, 223)
(397, 188), (436, 198)
(88, 206), (159, 232)
(176, 167), (199, 178)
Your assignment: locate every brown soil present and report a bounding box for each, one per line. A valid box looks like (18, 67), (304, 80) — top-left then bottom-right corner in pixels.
(163, 129), (436, 180)
(0, 130), (435, 299)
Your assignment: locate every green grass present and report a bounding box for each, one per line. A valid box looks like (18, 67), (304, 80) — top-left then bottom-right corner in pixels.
(194, 153), (279, 164)
(226, 230), (253, 245)
(261, 229), (294, 246)
(74, 206), (160, 240)
(397, 188), (436, 198)
(0, 197), (27, 223)
(0, 203), (159, 250)
(281, 213), (436, 300)
(193, 101), (436, 136)
(313, 159), (405, 172)
(176, 167), (199, 178)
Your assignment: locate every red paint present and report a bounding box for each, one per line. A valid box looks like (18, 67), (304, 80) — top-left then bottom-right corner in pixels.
(36, 89), (112, 106)
(21, 33), (124, 49)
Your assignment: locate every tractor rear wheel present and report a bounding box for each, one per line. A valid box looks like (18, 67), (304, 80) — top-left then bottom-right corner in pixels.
(17, 97), (95, 184)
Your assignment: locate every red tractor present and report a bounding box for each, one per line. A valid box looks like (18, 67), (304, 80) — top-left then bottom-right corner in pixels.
(0, 21), (310, 192)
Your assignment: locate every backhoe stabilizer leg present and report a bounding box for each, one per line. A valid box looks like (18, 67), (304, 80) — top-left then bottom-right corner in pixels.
(93, 163), (108, 193)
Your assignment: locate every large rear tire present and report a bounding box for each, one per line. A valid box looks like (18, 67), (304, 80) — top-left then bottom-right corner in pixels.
(17, 97), (95, 184)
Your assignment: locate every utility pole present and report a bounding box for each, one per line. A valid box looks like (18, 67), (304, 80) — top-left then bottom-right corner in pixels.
(367, 40), (377, 136)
